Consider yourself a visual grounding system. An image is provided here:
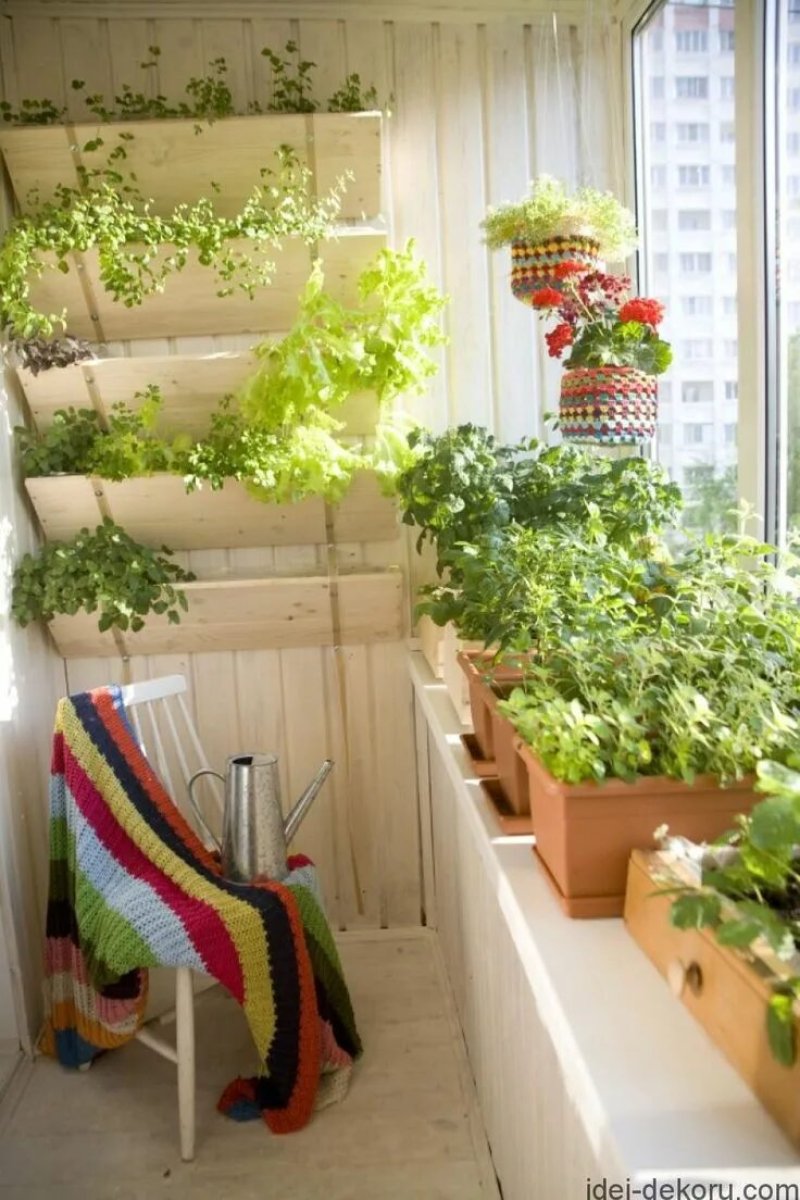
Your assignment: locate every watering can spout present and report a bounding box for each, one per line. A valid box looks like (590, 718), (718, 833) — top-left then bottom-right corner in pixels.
(285, 759), (334, 845)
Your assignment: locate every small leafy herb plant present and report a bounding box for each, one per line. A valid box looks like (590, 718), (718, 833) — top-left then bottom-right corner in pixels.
(11, 519), (194, 634)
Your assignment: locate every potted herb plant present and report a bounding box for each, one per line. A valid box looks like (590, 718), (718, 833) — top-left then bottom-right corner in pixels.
(530, 270), (672, 445)
(625, 760), (800, 1145)
(480, 176), (637, 304)
(498, 532), (800, 915)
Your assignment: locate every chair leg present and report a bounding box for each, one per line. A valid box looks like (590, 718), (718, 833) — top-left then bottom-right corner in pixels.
(175, 967), (196, 1162)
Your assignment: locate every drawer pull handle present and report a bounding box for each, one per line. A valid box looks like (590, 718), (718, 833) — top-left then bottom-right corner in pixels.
(667, 958), (703, 998)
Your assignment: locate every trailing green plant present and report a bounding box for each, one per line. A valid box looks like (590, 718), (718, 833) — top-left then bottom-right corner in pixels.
(11, 518), (194, 633)
(481, 175), (638, 261)
(0, 150), (345, 338)
(497, 532), (800, 786)
(17, 407), (103, 477)
(10, 334), (93, 375)
(667, 760), (800, 1066)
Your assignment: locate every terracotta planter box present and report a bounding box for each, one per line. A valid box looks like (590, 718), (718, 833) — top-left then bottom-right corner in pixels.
(485, 686), (530, 816)
(625, 849), (800, 1146)
(516, 738), (757, 918)
(457, 651), (525, 762)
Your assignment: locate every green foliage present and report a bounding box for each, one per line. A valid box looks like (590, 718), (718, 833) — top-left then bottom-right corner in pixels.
(681, 463), (739, 535)
(11, 519), (194, 634)
(0, 45), (383, 126)
(668, 760), (800, 1065)
(497, 533), (800, 786)
(17, 407), (102, 477)
(566, 317), (672, 376)
(239, 242), (447, 428)
(396, 424), (682, 583)
(0, 150), (345, 338)
(481, 175), (638, 262)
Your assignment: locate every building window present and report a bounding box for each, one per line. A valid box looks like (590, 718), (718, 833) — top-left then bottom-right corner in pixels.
(789, 85), (800, 110)
(679, 252), (713, 272)
(723, 338), (738, 358)
(682, 295), (713, 316)
(684, 422), (711, 445)
(724, 423), (737, 446)
(682, 381), (714, 403)
(676, 31), (709, 53)
(678, 164), (711, 187)
(678, 209), (711, 230)
(721, 164), (736, 186)
(652, 76), (666, 100)
(789, 42), (800, 63)
(724, 381), (738, 400)
(676, 121), (710, 142)
(719, 30), (735, 52)
(788, 130), (800, 155)
(682, 338), (714, 359)
(720, 120), (736, 143)
(653, 252), (670, 274)
(722, 295), (738, 315)
(651, 209), (669, 231)
(651, 164), (668, 189)
(722, 209), (737, 230)
(676, 76), (709, 99)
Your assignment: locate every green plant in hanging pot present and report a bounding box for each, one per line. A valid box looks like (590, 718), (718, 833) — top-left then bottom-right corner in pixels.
(11, 519), (195, 634)
(481, 176), (638, 304)
(532, 270), (672, 445)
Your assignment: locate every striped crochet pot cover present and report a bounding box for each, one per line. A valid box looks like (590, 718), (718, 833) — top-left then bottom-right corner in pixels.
(559, 366), (658, 445)
(510, 235), (600, 304)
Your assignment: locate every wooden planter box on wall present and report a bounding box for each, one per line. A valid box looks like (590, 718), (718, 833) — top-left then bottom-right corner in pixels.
(16, 354), (380, 439)
(625, 849), (800, 1148)
(48, 568), (404, 659)
(25, 471), (398, 550)
(0, 112), (382, 220)
(26, 227), (386, 342)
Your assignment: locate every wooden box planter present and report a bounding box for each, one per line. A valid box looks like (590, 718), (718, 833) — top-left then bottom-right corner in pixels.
(47, 568), (403, 659)
(0, 113), (382, 221)
(516, 738), (758, 919)
(25, 470), (397, 550)
(17, 354), (380, 439)
(26, 226), (386, 342)
(625, 849), (800, 1147)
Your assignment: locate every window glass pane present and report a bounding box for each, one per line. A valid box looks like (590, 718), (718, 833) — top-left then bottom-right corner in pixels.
(779, 2), (800, 537)
(635, 0), (738, 533)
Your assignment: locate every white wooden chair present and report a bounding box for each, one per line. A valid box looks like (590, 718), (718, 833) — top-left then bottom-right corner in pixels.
(80, 673), (223, 1162)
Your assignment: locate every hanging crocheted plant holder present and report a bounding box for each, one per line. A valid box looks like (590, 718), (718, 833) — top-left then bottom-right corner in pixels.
(510, 235), (600, 305)
(559, 366), (658, 445)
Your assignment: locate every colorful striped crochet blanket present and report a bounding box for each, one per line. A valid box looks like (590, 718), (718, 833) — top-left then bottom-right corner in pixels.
(42, 685), (361, 1132)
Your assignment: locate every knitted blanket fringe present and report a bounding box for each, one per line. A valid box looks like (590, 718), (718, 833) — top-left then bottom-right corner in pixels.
(41, 686), (361, 1132)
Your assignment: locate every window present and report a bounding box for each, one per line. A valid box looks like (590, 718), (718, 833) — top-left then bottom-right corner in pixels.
(653, 252), (670, 274)
(678, 209), (711, 230)
(651, 120), (667, 142)
(725, 423), (737, 446)
(683, 381), (714, 403)
(789, 42), (800, 63)
(651, 209), (669, 231)
(684, 422), (711, 445)
(652, 76), (665, 100)
(679, 252), (712, 272)
(676, 76), (709, 99)
(789, 86), (800, 110)
(788, 130), (800, 155)
(682, 338), (714, 360)
(635, 0), (738, 526)
(679, 164), (711, 186)
(676, 31), (708, 52)
(788, 174), (800, 198)
(676, 122), (709, 142)
(725, 381), (738, 401)
(660, 381), (673, 405)
(682, 296), (713, 316)
(651, 164), (667, 189)
(724, 339), (739, 358)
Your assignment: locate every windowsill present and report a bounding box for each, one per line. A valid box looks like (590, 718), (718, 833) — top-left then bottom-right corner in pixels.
(409, 650), (800, 1185)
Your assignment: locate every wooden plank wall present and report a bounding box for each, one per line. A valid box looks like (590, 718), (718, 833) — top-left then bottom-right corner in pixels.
(0, 3), (619, 1040)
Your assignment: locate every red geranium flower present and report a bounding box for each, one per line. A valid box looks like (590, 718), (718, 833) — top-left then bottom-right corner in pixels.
(530, 286), (563, 309)
(618, 298), (665, 327)
(552, 260), (589, 280)
(545, 322), (574, 359)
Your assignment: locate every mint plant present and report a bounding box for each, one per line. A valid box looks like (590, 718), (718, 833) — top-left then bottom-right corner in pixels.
(11, 519), (194, 634)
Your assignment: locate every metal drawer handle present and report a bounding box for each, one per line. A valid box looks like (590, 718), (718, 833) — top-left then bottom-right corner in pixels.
(667, 958), (703, 998)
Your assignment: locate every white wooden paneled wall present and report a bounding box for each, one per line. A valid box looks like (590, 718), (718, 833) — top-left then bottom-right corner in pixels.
(0, 1), (621, 1040)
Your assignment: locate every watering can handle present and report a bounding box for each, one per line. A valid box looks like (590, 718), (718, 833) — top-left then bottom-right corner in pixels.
(186, 768), (224, 852)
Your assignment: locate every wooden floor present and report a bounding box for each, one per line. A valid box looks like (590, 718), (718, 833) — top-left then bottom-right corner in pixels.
(0, 930), (499, 1200)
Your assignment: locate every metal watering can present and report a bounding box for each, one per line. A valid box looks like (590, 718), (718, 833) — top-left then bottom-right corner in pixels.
(187, 754), (333, 883)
